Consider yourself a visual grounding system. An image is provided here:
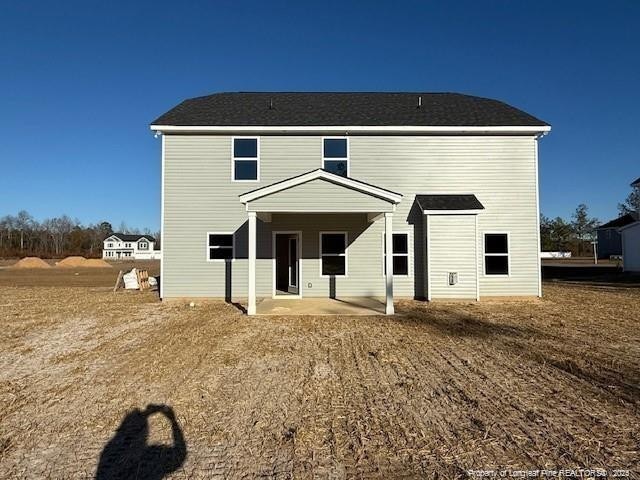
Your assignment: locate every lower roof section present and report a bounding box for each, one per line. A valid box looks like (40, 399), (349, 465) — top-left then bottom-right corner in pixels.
(416, 194), (485, 214)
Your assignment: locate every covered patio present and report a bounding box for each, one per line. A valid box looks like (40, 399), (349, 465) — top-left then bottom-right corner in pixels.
(239, 169), (403, 316)
(255, 296), (386, 315)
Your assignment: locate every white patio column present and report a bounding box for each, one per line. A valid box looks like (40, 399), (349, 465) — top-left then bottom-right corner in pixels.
(384, 212), (394, 315)
(248, 211), (257, 315)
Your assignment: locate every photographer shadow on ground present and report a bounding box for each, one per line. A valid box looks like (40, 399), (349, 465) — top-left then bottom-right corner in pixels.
(95, 404), (187, 480)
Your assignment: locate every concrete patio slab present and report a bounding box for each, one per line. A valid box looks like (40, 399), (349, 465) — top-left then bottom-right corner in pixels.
(255, 296), (386, 315)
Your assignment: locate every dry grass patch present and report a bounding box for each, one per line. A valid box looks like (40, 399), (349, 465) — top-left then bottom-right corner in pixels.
(0, 283), (638, 478)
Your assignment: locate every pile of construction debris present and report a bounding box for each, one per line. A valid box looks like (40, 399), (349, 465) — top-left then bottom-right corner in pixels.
(113, 268), (158, 292)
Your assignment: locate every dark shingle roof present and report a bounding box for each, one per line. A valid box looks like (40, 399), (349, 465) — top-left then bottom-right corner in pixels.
(415, 194), (485, 211)
(597, 212), (639, 229)
(631, 177), (640, 187)
(108, 233), (156, 242)
(151, 92), (548, 127)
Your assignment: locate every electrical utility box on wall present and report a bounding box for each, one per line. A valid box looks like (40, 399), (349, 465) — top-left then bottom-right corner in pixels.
(448, 272), (458, 286)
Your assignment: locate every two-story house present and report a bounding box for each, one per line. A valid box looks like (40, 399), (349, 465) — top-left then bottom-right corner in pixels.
(151, 92), (550, 315)
(102, 233), (161, 260)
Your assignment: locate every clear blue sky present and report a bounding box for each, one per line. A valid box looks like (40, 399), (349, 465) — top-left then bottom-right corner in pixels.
(1, 1), (639, 231)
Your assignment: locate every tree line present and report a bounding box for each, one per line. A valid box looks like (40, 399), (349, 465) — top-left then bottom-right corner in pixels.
(540, 204), (599, 256)
(0, 211), (159, 258)
(540, 180), (639, 256)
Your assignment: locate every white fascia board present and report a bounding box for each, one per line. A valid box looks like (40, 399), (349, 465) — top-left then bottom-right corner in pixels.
(239, 169), (402, 204)
(150, 125), (551, 134)
(422, 209), (484, 215)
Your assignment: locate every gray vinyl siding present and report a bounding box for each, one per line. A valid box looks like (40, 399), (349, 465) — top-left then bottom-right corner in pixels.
(247, 178), (394, 213)
(428, 215), (477, 299)
(162, 135), (539, 299)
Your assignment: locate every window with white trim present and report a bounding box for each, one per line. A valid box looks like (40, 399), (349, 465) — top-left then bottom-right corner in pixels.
(139, 241), (149, 250)
(383, 233), (409, 275)
(233, 137), (259, 181)
(484, 233), (509, 275)
(320, 232), (347, 276)
(208, 233), (234, 261)
(107, 243), (113, 248)
(323, 138), (348, 177)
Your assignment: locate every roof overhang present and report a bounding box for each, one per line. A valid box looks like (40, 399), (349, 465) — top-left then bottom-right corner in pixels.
(416, 194), (485, 215)
(239, 169), (402, 205)
(618, 221), (640, 232)
(150, 125), (551, 135)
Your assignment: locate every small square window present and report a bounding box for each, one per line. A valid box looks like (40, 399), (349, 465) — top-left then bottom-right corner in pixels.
(485, 256), (509, 275)
(233, 138), (258, 158)
(322, 233), (346, 254)
(208, 233), (234, 261)
(323, 138), (347, 158)
(322, 256), (346, 276)
(485, 234), (508, 254)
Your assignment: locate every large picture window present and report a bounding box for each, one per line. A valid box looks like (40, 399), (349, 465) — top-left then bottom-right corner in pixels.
(232, 137), (259, 181)
(208, 233), (234, 261)
(383, 233), (409, 275)
(322, 138), (349, 177)
(484, 233), (509, 275)
(320, 232), (347, 276)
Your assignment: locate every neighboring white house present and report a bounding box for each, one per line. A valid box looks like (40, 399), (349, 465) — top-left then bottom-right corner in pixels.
(102, 233), (161, 260)
(150, 92), (551, 315)
(619, 221), (640, 272)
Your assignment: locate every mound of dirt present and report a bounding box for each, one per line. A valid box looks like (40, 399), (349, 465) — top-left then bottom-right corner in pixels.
(56, 256), (113, 268)
(11, 257), (53, 269)
(56, 256), (88, 267)
(83, 259), (113, 268)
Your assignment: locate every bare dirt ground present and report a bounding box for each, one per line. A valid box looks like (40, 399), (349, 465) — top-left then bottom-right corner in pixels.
(0, 259), (159, 287)
(0, 276), (638, 478)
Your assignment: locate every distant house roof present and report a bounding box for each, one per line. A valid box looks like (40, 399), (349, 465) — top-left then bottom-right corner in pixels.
(415, 194), (485, 212)
(631, 177), (640, 187)
(151, 92), (549, 128)
(597, 212), (639, 229)
(106, 233), (156, 242)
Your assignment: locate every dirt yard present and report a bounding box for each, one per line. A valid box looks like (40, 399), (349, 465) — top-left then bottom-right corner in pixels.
(0, 272), (638, 478)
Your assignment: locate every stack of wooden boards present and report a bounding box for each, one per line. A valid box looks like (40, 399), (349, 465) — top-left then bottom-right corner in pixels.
(113, 268), (155, 292)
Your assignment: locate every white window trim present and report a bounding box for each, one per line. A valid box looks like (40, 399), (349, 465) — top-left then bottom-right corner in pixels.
(380, 231), (411, 277)
(483, 231), (511, 277)
(231, 136), (260, 182)
(207, 231), (235, 262)
(321, 137), (350, 177)
(319, 231), (348, 278)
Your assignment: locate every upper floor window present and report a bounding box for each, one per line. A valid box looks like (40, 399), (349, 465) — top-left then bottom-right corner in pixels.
(484, 233), (509, 275)
(323, 138), (349, 177)
(107, 243), (113, 248)
(232, 137), (259, 181)
(139, 242), (148, 250)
